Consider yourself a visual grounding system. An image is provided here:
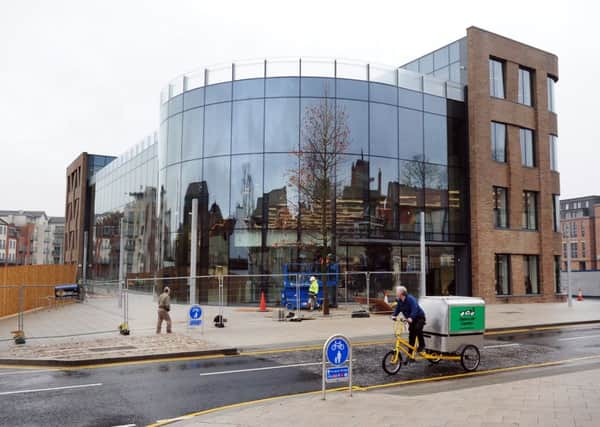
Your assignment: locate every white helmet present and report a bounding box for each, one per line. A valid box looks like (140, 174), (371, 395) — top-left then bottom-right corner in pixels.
(310, 276), (316, 282)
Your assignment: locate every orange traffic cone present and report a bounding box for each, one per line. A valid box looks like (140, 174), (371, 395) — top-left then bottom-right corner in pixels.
(259, 290), (267, 312)
(577, 289), (584, 301)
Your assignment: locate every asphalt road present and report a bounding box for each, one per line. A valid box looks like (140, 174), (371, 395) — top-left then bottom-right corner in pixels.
(1, 324), (600, 427)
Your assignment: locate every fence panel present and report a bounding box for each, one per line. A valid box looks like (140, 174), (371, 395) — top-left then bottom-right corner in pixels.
(0, 285), (20, 343)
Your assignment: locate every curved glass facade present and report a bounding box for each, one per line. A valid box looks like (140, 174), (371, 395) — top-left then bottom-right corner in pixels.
(158, 59), (468, 294)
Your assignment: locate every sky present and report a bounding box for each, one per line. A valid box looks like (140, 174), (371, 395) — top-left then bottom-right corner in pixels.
(0, 0), (596, 216)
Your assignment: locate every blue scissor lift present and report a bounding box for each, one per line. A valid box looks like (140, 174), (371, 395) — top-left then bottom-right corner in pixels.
(281, 263), (339, 310)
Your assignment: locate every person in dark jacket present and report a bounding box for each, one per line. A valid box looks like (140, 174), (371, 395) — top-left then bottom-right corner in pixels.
(391, 286), (426, 353)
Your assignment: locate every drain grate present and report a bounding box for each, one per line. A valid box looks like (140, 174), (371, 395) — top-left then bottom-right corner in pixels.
(88, 345), (137, 352)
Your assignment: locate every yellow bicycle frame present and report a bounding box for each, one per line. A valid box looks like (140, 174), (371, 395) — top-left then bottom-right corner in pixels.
(390, 320), (459, 364)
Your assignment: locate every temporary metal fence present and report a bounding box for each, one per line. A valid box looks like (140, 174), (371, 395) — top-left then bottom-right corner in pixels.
(0, 271), (422, 343)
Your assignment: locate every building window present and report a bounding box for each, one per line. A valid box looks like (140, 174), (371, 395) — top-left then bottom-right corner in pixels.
(549, 135), (558, 171)
(581, 224), (585, 237)
(562, 224), (568, 237)
(489, 58), (505, 98)
(520, 128), (535, 167)
(552, 194), (560, 232)
(495, 254), (511, 295)
(524, 255), (539, 294)
(518, 67), (533, 106)
(522, 191), (538, 230)
(571, 222), (577, 238)
(570, 242), (578, 259)
(547, 76), (557, 113)
(493, 186), (509, 228)
(490, 122), (507, 162)
(554, 256), (561, 293)
(582, 242), (586, 258)
(562, 243), (567, 258)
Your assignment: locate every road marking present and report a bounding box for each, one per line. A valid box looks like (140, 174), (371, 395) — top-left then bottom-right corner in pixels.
(484, 343), (520, 349)
(0, 382), (102, 396)
(199, 361), (322, 376)
(148, 353), (600, 426)
(558, 334), (600, 342)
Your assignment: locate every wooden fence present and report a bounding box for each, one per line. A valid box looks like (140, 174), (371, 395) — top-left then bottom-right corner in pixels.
(0, 264), (77, 318)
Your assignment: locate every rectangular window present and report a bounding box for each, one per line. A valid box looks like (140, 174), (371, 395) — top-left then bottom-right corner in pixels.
(524, 255), (539, 294)
(489, 58), (505, 98)
(552, 194), (560, 232)
(490, 122), (507, 162)
(571, 222), (577, 238)
(522, 191), (538, 230)
(495, 254), (511, 295)
(570, 242), (577, 259)
(547, 76), (557, 112)
(581, 224), (585, 237)
(554, 256), (561, 293)
(493, 186), (509, 228)
(582, 242), (586, 258)
(549, 135), (558, 171)
(520, 128), (535, 167)
(518, 67), (533, 106)
(562, 243), (567, 258)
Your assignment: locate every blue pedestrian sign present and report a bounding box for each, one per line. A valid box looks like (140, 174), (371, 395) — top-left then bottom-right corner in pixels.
(326, 337), (349, 365)
(326, 366), (349, 383)
(188, 305), (203, 327)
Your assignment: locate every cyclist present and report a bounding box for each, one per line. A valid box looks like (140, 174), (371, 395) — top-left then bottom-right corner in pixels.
(391, 286), (426, 353)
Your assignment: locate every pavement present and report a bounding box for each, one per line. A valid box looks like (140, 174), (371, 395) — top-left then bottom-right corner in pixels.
(1, 292), (599, 364)
(169, 364), (600, 427)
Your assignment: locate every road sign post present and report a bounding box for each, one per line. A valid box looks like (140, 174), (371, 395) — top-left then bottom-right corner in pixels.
(322, 334), (352, 400)
(188, 305), (203, 333)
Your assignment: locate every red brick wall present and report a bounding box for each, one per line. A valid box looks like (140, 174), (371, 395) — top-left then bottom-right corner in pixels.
(466, 27), (562, 303)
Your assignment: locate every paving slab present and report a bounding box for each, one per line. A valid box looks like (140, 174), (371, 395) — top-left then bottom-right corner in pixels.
(170, 367), (600, 427)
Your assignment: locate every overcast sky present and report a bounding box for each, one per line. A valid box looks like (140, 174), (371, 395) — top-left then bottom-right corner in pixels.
(0, 0), (595, 216)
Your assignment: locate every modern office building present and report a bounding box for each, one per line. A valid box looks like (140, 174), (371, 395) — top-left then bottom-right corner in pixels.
(68, 27), (562, 302)
(560, 196), (600, 272)
(64, 153), (115, 266)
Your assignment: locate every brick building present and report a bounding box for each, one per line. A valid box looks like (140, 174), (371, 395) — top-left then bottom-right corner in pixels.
(405, 27), (562, 302)
(560, 196), (600, 272)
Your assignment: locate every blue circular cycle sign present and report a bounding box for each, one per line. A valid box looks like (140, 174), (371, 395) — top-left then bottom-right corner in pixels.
(326, 337), (349, 365)
(189, 305), (202, 320)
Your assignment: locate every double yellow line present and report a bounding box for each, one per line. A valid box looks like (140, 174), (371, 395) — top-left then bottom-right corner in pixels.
(148, 353), (600, 427)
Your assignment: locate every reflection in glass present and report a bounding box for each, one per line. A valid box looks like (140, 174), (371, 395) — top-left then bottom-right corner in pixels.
(424, 113), (447, 165)
(204, 103), (231, 157)
(370, 103), (398, 158)
(203, 156), (231, 220)
(167, 114), (183, 165)
(266, 77), (299, 97)
(205, 82), (232, 104)
(301, 77), (333, 97)
(184, 87), (204, 110)
(336, 78), (368, 101)
(232, 100), (264, 154)
(182, 108), (203, 161)
(370, 82), (396, 105)
(265, 98), (299, 153)
(338, 100), (368, 155)
(233, 78), (264, 100)
(369, 156), (398, 233)
(399, 108), (423, 161)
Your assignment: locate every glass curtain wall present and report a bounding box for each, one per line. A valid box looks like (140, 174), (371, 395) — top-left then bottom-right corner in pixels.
(159, 62), (468, 291)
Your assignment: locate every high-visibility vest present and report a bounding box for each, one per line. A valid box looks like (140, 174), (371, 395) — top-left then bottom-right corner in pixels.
(309, 279), (319, 294)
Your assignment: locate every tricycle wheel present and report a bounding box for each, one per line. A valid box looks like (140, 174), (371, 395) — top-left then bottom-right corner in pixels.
(460, 345), (480, 372)
(427, 352), (442, 365)
(382, 350), (403, 375)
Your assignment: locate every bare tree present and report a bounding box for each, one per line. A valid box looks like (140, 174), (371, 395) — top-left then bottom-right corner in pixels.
(289, 94), (350, 315)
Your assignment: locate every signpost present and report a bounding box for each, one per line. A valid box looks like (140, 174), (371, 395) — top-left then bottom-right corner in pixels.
(188, 305), (203, 328)
(322, 334), (352, 400)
